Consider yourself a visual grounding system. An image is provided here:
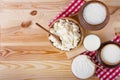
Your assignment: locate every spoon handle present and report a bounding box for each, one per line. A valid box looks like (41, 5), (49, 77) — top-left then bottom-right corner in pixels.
(36, 23), (51, 34)
(36, 22), (61, 45)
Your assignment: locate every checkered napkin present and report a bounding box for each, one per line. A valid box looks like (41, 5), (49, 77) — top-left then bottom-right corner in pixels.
(48, 0), (85, 26)
(48, 0), (120, 80)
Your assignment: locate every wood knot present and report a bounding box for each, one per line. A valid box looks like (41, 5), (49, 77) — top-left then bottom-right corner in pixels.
(21, 21), (32, 28)
(30, 10), (37, 16)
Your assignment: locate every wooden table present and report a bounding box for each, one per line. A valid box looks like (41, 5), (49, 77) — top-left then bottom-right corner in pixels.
(0, 0), (120, 80)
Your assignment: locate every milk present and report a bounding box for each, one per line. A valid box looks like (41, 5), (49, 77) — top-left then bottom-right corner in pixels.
(83, 34), (101, 51)
(83, 3), (107, 25)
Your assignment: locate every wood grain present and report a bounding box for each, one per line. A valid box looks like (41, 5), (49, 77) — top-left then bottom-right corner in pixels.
(0, 61), (100, 80)
(0, 0), (120, 80)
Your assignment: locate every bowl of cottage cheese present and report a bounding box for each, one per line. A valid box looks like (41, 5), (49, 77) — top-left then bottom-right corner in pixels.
(48, 18), (84, 51)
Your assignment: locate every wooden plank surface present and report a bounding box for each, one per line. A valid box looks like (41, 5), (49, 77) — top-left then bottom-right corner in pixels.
(0, 0), (120, 80)
(0, 61), (100, 80)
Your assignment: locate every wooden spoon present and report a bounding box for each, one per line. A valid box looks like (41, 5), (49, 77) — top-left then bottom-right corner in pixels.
(35, 23), (61, 44)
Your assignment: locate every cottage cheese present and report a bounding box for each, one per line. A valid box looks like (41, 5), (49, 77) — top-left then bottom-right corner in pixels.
(49, 19), (81, 51)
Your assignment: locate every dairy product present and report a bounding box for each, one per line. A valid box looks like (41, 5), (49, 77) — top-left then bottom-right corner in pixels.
(83, 3), (107, 25)
(49, 19), (81, 51)
(101, 44), (120, 65)
(83, 34), (101, 51)
(71, 55), (95, 79)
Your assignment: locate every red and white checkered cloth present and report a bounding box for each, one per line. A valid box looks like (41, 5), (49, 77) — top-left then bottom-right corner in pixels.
(48, 0), (85, 26)
(48, 0), (120, 80)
